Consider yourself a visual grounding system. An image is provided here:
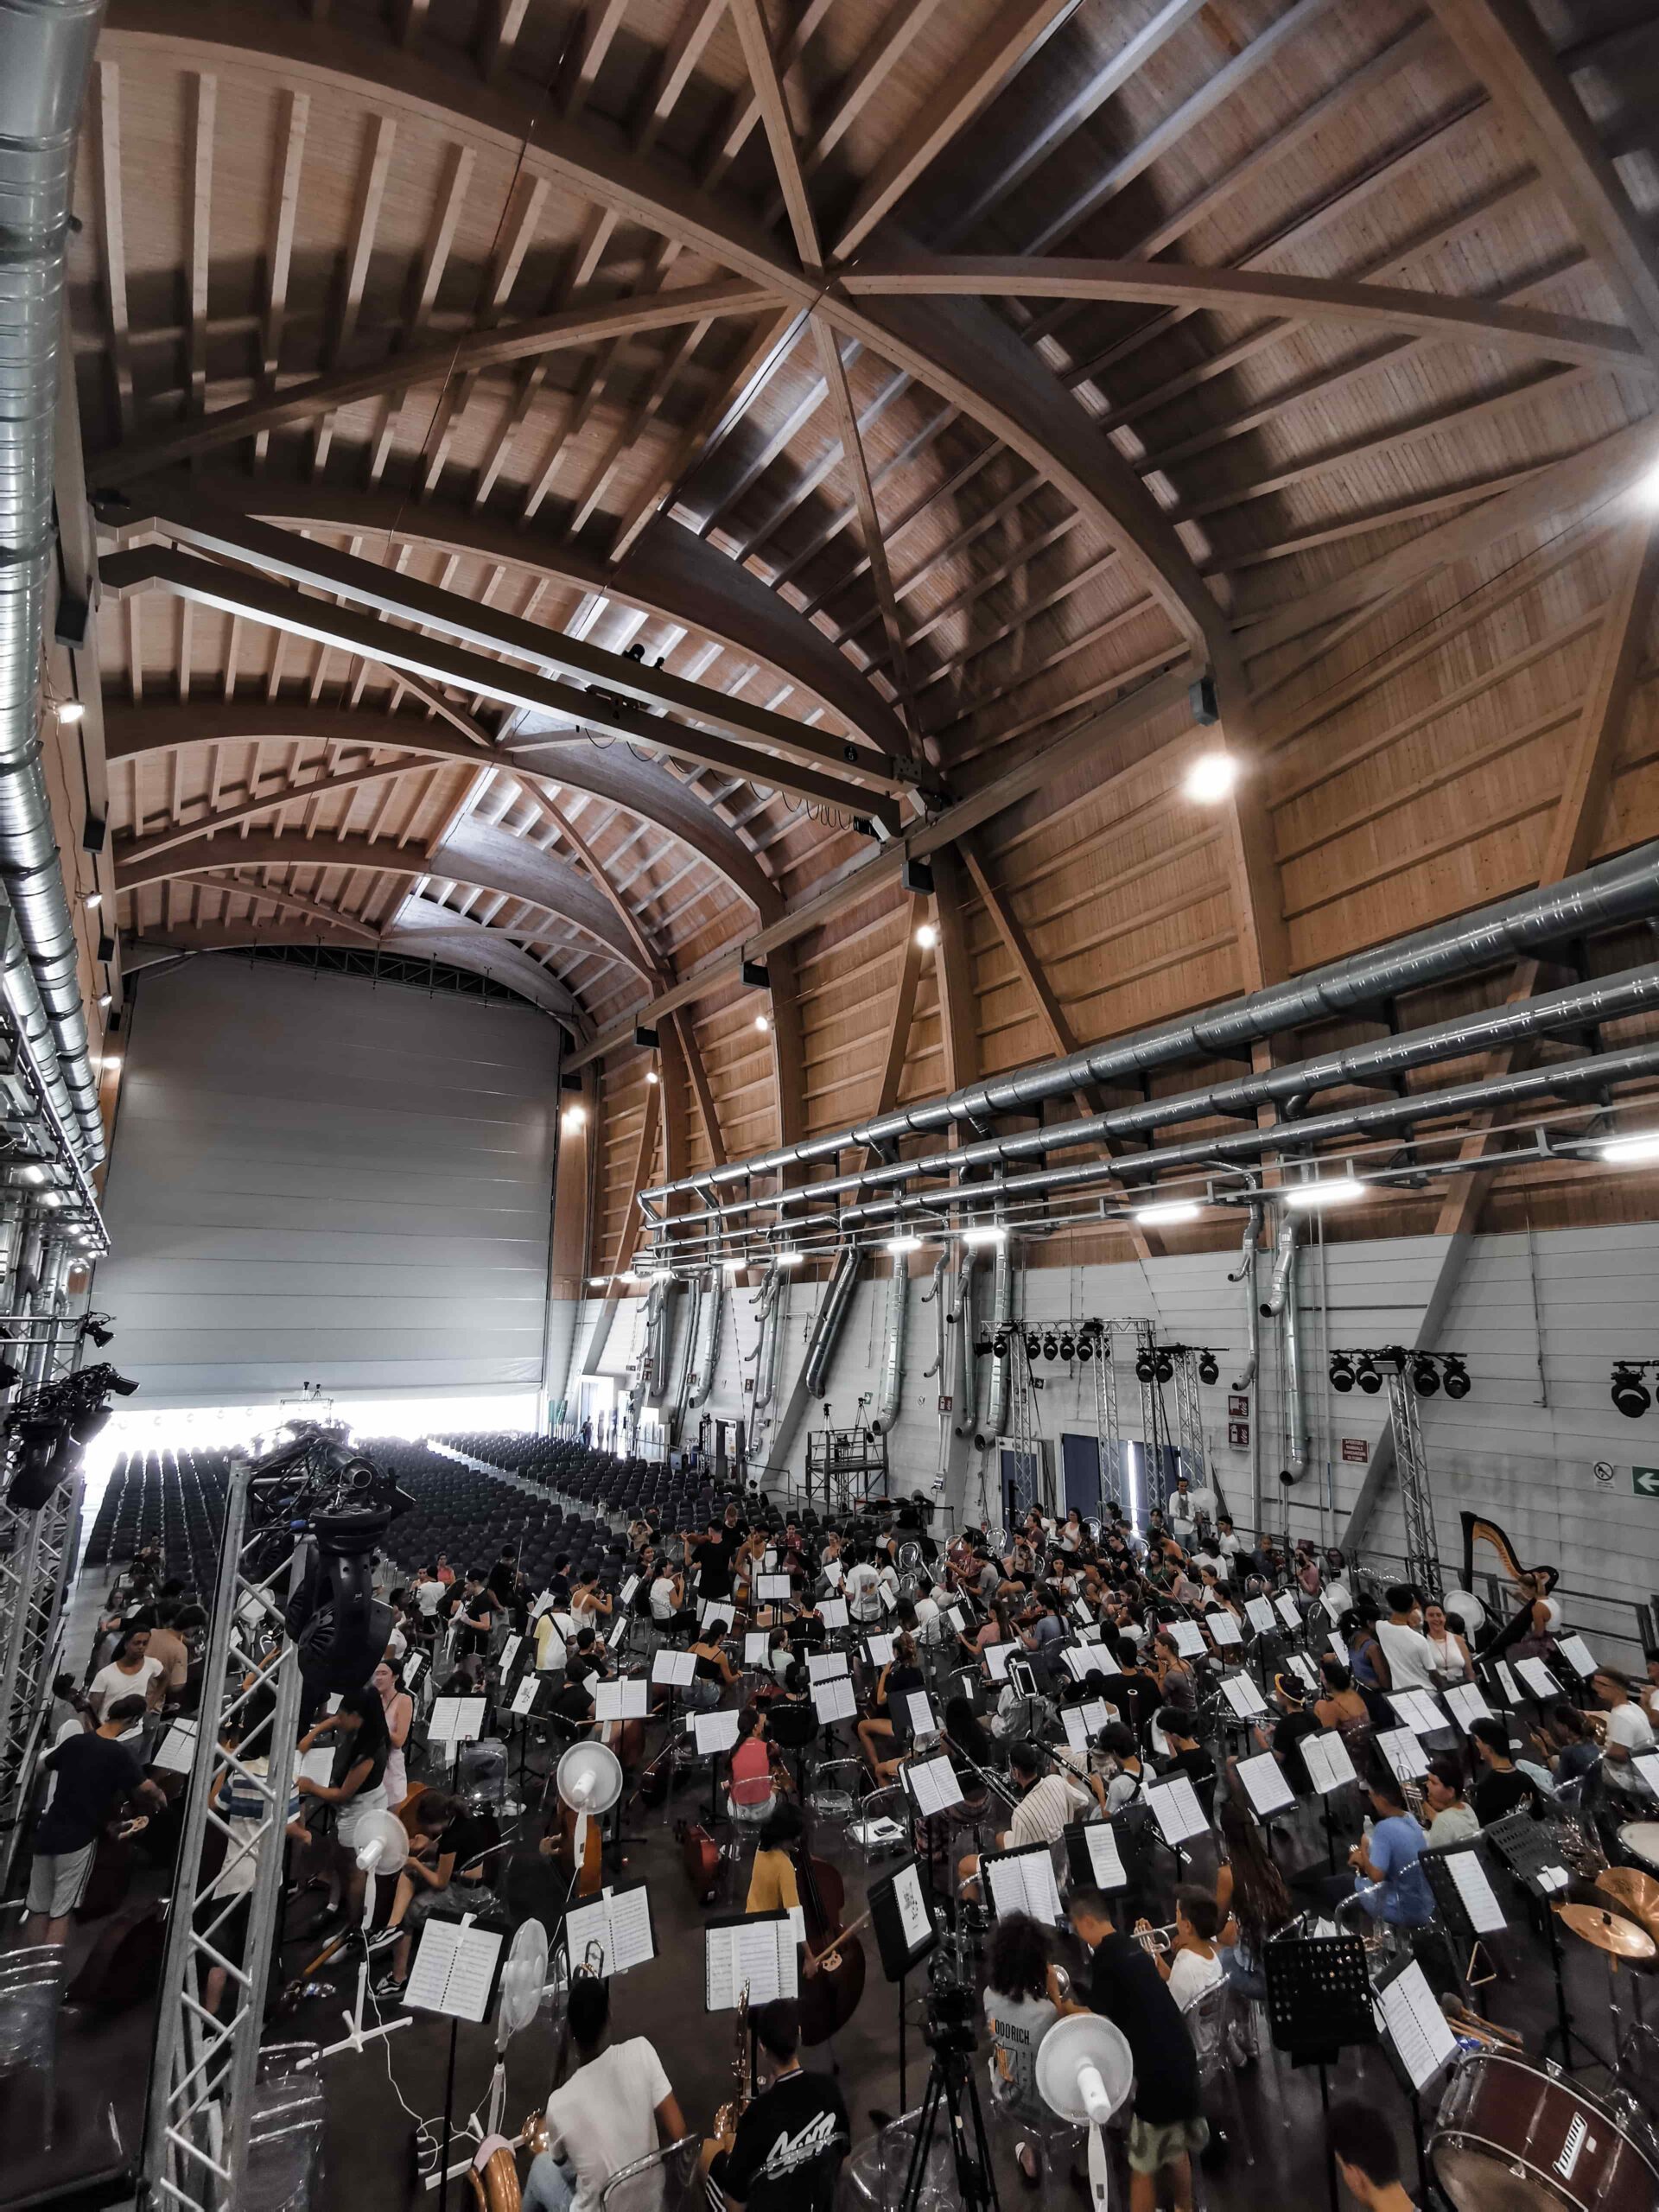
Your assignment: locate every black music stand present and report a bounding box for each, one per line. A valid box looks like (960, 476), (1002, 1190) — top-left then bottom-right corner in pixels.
(1264, 1935), (1376, 2212)
(1421, 1842), (1503, 1995)
(1370, 1955), (1458, 2209)
(868, 1856), (942, 2111)
(1484, 1811), (1604, 2073)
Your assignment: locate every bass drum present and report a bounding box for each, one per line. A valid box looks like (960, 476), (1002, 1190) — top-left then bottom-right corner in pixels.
(1431, 2050), (1659, 2212)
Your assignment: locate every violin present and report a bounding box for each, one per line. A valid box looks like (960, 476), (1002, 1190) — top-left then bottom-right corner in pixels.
(794, 1825), (865, 2046)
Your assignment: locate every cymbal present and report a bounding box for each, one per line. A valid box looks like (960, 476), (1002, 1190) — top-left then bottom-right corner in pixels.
(1595, 1867), (1659, 1939)
(1556, 1903), (1658, 1961)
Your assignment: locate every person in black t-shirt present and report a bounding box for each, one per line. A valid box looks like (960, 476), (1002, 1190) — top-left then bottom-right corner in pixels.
(487, 1547), (518, 1604)
(455, 1573), (498, 1658)
(704, 1998), (849, 2212)
(1469, 1717), (1547, 1826)
(1251, 1675), (1322, 1791)
(1065, 1888), (1206, 2212)
(374, 1792), (501, 1998)
(1154, 1707), (1217, 1819)
(693, 1520), (735, 1604)
(27, 1694), (163, 1942)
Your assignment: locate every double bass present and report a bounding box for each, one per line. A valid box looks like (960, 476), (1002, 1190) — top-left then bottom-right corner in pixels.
(794, 1822), (865, 2046)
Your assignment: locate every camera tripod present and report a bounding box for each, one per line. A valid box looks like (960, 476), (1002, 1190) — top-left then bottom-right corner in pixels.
(899, 2030), (1001, 2212)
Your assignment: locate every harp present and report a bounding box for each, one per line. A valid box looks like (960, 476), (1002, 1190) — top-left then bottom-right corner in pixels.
(1459, 1510), (1558, 1596)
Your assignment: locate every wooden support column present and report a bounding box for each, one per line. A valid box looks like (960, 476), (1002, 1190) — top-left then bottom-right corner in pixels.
(931, 844), (980, 1103)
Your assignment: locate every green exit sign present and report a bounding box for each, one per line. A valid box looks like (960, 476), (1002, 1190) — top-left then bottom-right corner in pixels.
(1635, 1467), (1659, 1499)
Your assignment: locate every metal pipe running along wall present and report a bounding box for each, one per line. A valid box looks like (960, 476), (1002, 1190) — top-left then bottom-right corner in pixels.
(0, 0), (108, 1181)
(640, 835), (1659, 1213)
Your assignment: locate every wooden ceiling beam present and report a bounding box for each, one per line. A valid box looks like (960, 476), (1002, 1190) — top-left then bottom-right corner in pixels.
(729, 0), (821, 271)
(842, 257), (1653, 377)
(170, 868), (380, 943)
(812, 320), (913, 723)
(1427, 0), (1659, 365)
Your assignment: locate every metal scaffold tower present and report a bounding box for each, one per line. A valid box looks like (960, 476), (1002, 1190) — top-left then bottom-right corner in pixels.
(0, 1473), (83, 1885)
(1004, 1337), (1045, 1522)
(142, 1452), (307, 2212)
(1170, 1351), (1211, 1496)
(1091, 1332), (1122, 1516)
(1385, 1369), (1444, 1599)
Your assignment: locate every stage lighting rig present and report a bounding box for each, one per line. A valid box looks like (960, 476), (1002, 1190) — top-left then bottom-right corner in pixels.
(79, 1314), (113, 1349)
(246, 1421), (413, 1692)
(1610, 1361), (1657, 1419)
(3, 1362), (138, 1510)
(1327, 1346), (1470, 1401)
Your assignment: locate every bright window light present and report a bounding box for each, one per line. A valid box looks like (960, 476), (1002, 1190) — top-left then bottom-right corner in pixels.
(1599, 1131), (1659, 1165)
(961, 1224), (1006, 1246)
(1133, 1198), (1202, 1225)
(887, 1235), (923, 1254)
(1184, 750), (1238, 804)
(1284, 1175), (1366, 1210)
(916, 922), (938, 949)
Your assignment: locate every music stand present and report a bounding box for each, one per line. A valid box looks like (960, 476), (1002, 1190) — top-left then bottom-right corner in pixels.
(1263, 1936), (1376, 2212)
(1421, 1843), (1504, 1993)
(1484, 1811), (1600, 2072)
(868, 1857), (942, 2113)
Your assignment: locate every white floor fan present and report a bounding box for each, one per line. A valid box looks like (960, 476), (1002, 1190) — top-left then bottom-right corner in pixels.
(1034, 2013), (1135, 2212)
(301, 1808), (414, 2068)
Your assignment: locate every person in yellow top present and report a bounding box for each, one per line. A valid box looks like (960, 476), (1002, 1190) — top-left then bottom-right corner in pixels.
(744, 1801), (802, 1915)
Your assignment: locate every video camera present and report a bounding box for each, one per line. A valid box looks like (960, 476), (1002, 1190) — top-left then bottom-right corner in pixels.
(246, 1421), (412, 1693)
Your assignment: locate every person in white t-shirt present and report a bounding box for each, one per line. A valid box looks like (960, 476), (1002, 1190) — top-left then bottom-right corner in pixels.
(415, 1572), (445, 1621)
(526, 1976), (685, 2212)
(86, 1629), (165, 1720)
(843, 1551), (884, 1626)
(1145, 1888), (1224, 2013)
(1376, 1587), (1439, 1694)
(1592, 1667), (1656, 1796)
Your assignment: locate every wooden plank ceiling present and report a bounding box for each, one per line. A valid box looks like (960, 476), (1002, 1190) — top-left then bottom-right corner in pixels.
(70, 0), (1659, 1259)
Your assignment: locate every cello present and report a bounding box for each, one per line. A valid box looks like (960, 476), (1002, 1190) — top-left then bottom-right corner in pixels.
(794, 1819), (865, 2046)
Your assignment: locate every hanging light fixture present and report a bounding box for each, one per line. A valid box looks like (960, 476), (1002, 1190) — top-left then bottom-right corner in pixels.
(1134, 1349), (1155, 1382)
(1329, 1354), (1355, 1393)
(1611, 1363), (1651, 1418)
(1154, 1351), (1174, 1384)
(1357, 1357), (1382, 1395)
(1411, 1356), (1440, 1398)
(1197, 1351), (1218, 1386)
(1442, 1356), (1471, 1402)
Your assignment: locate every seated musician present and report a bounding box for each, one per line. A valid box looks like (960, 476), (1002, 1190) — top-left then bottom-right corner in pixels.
(1139, 1886), (1224, 2013)
(374, 1789), (500, 2001)
(1317, 1765), (1433, 1929)
(957, 1740), (1095, 1901)
(701, 1998), (849, 2212)
(728, 1704), (791, 1824)
(1313, 1658), (1372, 1738)
(1590, 1665), (1656, 1798)
(745, 1800), (804, 1916)
(1469, 1717), (1549, 1823)
(526, 1974), (687, 2212)
(1153, 1708), (1217, 1821)
(1421, 1757), (1479, 1849)
(855, 1632), (925, 1781)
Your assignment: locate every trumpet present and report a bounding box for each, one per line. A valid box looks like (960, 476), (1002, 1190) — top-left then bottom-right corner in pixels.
(1133, 1919), (1178, 1955)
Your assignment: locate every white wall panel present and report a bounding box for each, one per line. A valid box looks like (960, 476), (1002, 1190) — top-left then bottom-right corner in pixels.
(95, 958), (564, 1406)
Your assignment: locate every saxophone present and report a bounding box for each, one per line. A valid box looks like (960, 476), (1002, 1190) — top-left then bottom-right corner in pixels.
(713, 1989), (750, 2139)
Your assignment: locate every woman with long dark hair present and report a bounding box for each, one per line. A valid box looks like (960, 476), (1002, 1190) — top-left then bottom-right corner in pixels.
(296, 1685), (392, 1927)
(1214, 1798), (1292, 2002)
(984, 1911), (1061, 2183)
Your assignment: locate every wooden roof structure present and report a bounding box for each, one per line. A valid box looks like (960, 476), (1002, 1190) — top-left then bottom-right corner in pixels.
(67, 0), (1659, 1272)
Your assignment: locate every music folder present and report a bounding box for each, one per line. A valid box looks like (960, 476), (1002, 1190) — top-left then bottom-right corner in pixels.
(1063, 1820), (1128, 1893)
(703, 1911), (798, 2012)
(564, 1883), (656, 1979)
(404, 1916), (506, 2024)
(982, 1840), (1065, 1925)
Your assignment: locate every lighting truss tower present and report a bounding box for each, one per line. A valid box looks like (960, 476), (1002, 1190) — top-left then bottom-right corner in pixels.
(0, 1471), (82, 1885)
(1091, 1332), (1122, 1516)
(142, 1452), (306, 2212)
(1384, 1368), (1444, 1599)
(1170, 1351), (1211, 1496)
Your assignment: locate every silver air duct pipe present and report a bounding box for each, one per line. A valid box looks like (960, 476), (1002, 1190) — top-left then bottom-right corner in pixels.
(801, 1243), (860, 1402)
(647, 961), (1659, 1246)
(837, 1038), (1659, 1227)
(1230, 1202), (1263, 1535)
(668, 1273), (702, 1423)
(951, 1251), (978, 1440)
(920, 1250), (949, 1382)
(976, 1235), (1013, 1450)
(687, 1268), (722, 1411)
(642, 1276), (672, 1403)
(752, 1265), (785, 1417)
(869, 1255), (910, 1435)
(642, 839), (1659, 1212)
(1260, 1214), (1308, 1488)
(0, 0), (108, 1176)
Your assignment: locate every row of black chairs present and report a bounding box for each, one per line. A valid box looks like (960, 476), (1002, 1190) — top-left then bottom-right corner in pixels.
(83, 1446), (234, 1592)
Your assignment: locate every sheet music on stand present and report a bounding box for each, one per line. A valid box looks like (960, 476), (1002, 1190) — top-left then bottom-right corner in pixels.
(1376, 1726), (1430, 1783)
(744, 1633), (772, 1667)
(404, 1916), (506, 2024)
(619, 1575), (640, 1610)
(1634, 1752), (1659, 1801)
(1208, 1612), (1243, 1648)
(564, 1883), (656, 1979)
(1064, 1645), (1118, 1682)
(1275, 1595), (1302, 1631)
(1300, 1732), (1358, 1796)
(1287, 1652), (1319, 1693)
(1373, 1957), (1459, 2094)
(699, 1601), (735, 1635)
(1388, 1690), (1445, 1736)
(509, 1675), (541, 1719)
(904, 1755), (963, 1819)
(866, 1634), (896, 1668)
(151, 1719), (200, 1777)
(652, 1649), (696, 1688)
(1062, 1701), (1109, 1758)
(499, 1633), (523, 1678)
(812, 1675), (857, 1725)
(1245, 1598), (1278, 1635)
(1427, 1845), (1508, 1935)
(817, 1598), (849, 1630)
(1169, 1619), (1207, 1658)
(1236, 1751), (1296, 1818)
(1064, 1821), (1128, 1894)
(868, 1859), (940, 1981)
(1325, 1630), (1349, 1666)
(879, 1582), (898, 1613)
(404, 1650), (425, 1687)
(1556, 1634), (1596, 1679)
(982, 1840), (1065, 1926)
(1515, 1656), (1563, 1701)
(692, 1708), (741, 1755)
(807, 1650), (849, 1682)
(296, 1746), (335, 1787)
(1146, 1776), (1210, 1847)
(1444, 1683), (1494, 1733)
(1221, 1673), (1267, 1720)
(704, 1912), (798, 2012)
(594, 1677), (650, 1722)
(906, 1692), (937, 1739)
(984, 1643), (1015, 1682)
(756, 1575), (791, 1603)
(1495, 1661), (1523, 1706)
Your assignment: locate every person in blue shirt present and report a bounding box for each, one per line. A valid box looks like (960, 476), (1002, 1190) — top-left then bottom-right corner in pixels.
(1345, 1770), (1433, 1927)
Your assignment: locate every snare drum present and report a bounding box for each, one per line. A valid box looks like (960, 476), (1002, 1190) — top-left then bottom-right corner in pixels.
(1621, 1821), (1659, 1878)
(1430, 2050), (1659, 2212)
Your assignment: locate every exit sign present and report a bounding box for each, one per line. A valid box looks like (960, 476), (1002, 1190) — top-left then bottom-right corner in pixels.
(1635, 1466), (1659, 1499)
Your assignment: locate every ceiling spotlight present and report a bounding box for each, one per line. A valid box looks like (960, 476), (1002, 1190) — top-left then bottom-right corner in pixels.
(1357, 1357), (1382, 1395)
(81, 1319), (112, 1349)
(961, 1223), (1007, 1247)
(1133, 1198), (1201, 1225)
(1042, 1334), (1058, 1360)
(754, 1014), (772, 1033)
(992, 1332), (1008, 1358)
(773, 1250), (804, 1268)
(588, 1275), (609, 1287)
(1027, 1333), (1042, 1360)
(1330, 1354), (1355, 1394)
(99, 1054), (120, 1072)
(1635, 454), (1659, 510)
(1442, 1356), (1471, 1401)
(1611, 1363), (1651, 1418)
(1197, 1351), (1219, 1386)
(55, 701), (86, 726)
(98, 993), (111, 1009)
(1184, 750), (1238, 804)
(1154, 1351), (1174, 1384)
(85, 892), (102, 911)
(1284, 1175), (1366, 1211)
(1411, 1356), (1440, 1398)
(886, 1234), (922, 1255)
(915, 923), (938, 949)
(974, 1334), (992, 1357)
(1058, 1334), (1075, 1361)
(1077, 1336), (1093, 1361)
(1599, 1130), (1659, 1165)
(645, 1069), (659, 1085)
(1135, 1350), (1155, 1382)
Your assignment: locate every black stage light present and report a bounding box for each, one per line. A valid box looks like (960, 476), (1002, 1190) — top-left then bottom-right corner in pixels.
(1077, 1337), (1094, 1362)
(81, 1319), (112, 1349)
(1412, 1357), (1440, 1398)
(6, 1420), (77, 1510)
(1154, 1351), (1174, 1384)
(1442, 1357), (1471, 1402)
(1611, 1363), (1651, 1419)
(1026, 1333), (1041, 1360)
(1357, 1357), (1382, 1395)
(1059, 1334), (1075, 1361)
(993, 1333), (1008, 1358)
(1330, 1354), (1355, 1393)
(1197, 1351), (1219, 1386)
(1042, 1334), (1058, 1361)
(974, 1336), (991, 1358)
(1135, 1351), (1155, 1382)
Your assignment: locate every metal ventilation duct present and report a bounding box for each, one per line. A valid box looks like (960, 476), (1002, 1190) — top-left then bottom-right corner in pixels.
(0, 0), (107, 1175)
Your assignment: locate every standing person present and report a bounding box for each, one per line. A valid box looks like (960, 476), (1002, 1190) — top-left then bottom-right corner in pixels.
(26, 1695), (165, 1944)
(1142, 1889), (1224, 2012)
(373, 1660), (415, 1809)
(982, 1912), (1062, 2184)
(702, 1998), (849, 2212)
(1065, 1889), (1208, 2212)
(146, 1601), (191, 1703)
(1328, 2102), (1416, 2212)
(414, 1567), (445, 1628)
(1376, 1589), (1438, 1694)
(455, 1573), (498, 1659)
(295, 1687), (391, 1929)
(1421, 1602), (1473, 1688)
(86, 1627), (165, 1719)
(524, 1975), (686, 2212)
